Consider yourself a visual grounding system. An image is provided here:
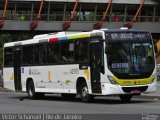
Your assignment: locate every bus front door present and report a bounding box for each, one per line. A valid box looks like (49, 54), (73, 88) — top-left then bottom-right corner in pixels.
(90, 43), (102, 94)
(13, 47), (22, 91)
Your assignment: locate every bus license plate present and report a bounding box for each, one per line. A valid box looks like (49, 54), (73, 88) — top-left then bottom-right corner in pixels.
(131, 90), (140, 94)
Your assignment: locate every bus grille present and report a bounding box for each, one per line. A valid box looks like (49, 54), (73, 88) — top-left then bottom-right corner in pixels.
(122, 86), (148, 93)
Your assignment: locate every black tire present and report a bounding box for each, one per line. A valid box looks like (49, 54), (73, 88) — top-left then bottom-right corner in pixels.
(80, 82), (93, 103)
(27, 80), (36, 99)
(119, 94), (132, 102)
(27, 80), (44, 99)
(61, 93), (76, 100)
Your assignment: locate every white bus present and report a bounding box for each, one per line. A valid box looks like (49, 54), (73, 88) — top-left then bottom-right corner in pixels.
(3, 29), (157, 102)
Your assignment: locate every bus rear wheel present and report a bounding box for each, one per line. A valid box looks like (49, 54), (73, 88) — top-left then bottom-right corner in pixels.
(27, 80), (36, 99)
(27, 80), (44, 99)
(80, 83), (93, 103)
(119, 94), (132, 102)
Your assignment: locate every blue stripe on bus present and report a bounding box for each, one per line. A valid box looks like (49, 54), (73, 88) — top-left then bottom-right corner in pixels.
(58, 36), (67, 41)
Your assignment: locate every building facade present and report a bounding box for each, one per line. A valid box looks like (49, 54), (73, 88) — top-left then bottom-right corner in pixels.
(0, 0), (159, 33)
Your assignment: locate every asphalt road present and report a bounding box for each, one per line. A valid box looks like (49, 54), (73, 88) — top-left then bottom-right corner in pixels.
(0, 92), (160, 120)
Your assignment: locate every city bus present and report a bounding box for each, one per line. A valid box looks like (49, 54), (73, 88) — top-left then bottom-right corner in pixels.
(3, 29), (157, 102)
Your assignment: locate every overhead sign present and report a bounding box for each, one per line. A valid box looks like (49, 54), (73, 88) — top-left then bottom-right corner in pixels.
(106, 32), (151, 41)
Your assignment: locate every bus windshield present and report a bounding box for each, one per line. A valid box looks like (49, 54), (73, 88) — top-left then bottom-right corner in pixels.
(106, 42), (155, 79)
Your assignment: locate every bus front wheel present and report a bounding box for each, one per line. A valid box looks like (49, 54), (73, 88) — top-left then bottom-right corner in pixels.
(80, 83), (93, 103)
(119, 94), (132, 102)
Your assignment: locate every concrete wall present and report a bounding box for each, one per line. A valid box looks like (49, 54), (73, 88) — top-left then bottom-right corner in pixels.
(1, 20), (160, 33)
(9, 0), (158, 5)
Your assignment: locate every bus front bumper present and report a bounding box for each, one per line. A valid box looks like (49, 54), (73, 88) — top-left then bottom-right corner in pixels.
(101, 81), (157, 95)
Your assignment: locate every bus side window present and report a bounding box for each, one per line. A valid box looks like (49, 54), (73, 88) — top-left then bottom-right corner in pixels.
(35, 44), (47, 64)
(42, 44), (47, 63)
(23, 46), (34, 65)
(47, 42), (60, 63)
(35, 45), (40, 64)
(61, 42), (75, 62)
(75, 40), (88, 62)
(4, 47), (13, 67)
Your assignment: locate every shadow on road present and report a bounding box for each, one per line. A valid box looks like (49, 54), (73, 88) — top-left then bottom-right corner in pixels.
(9, 93), (156, 105)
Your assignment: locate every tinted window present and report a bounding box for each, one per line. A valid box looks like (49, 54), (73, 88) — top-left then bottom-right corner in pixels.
(23, 46), (34, 65)
(75, 40), (88, 62)
(106, 42), (155, 79)
(35, 44), (47, 64)
(47, 43), (60, 63)
(4, 47), (13, 67)
(61, 42), (75, 62)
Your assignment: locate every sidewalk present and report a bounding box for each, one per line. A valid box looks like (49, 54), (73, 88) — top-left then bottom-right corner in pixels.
(0, 87), (13, 92)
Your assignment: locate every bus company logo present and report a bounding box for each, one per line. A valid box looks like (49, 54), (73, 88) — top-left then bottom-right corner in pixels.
(70, 68), (79, 74)
(29, 69), (41, 75)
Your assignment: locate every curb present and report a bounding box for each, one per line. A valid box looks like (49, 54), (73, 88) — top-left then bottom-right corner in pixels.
(0, 87), (14, 92)
(0, 88), (160, 100)
(133, 95), (160, 100)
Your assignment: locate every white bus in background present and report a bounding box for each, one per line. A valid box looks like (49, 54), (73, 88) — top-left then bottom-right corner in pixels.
(3, 29), (157, 102)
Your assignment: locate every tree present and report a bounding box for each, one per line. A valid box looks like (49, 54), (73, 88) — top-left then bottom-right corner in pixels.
(0, 32), (34, 66)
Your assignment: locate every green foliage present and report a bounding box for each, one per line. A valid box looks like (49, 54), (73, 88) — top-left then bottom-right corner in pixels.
(0, 34), (12, 64)
(0, 33), (33, 66)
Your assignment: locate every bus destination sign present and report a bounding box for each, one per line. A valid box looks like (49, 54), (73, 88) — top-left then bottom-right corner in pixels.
(107, 33), (151, 41)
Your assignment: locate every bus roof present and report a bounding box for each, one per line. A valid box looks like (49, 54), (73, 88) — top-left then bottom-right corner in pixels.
(4, 29), (150, 48)
(4, 30), (103, 48)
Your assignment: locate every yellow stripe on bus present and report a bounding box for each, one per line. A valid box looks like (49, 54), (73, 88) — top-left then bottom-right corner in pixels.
(48, 71), (51, 81)
(68, 33), (90, 40)
(113, 75), (154, 86)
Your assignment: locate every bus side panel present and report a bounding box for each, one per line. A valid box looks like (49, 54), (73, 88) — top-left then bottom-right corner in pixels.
(54, 65), (78, 94)
(37, 64), (90, 94)
(21, 64), (91, 94)
(40, 65), (64, 93)
(3, 67), (15, 91)
(61, 64), (91, 94)
(21, 66), (65, 93)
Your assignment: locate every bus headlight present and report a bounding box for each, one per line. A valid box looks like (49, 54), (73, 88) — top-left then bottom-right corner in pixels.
(107, 75), (117, 85)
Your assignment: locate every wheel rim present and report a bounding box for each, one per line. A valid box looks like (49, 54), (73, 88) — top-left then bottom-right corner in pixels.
(28, 82), (34, 97)
(82, 87), (88, 98)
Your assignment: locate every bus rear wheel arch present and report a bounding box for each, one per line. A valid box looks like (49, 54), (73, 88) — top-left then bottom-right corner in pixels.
(26, 79), (44, 99)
